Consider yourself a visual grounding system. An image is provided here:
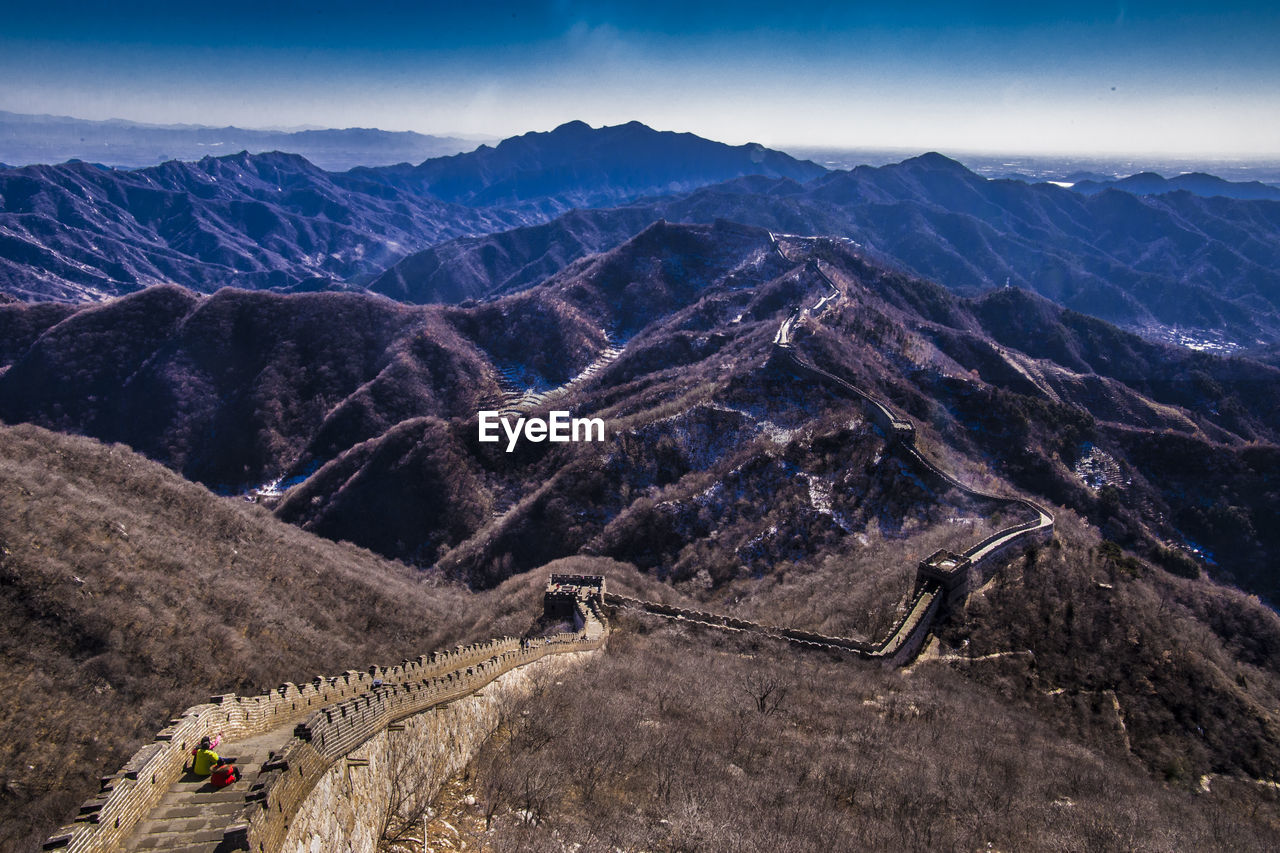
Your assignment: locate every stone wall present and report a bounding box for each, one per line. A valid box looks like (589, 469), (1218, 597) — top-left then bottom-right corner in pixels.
(278, 650), (597, 853)
(230, 633), (605, 852)
(42, 638), (525, 853)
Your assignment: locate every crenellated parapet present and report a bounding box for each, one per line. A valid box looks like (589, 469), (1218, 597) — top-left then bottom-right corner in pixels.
(42, 589), (609, 853)
(226, 630), (604, 852)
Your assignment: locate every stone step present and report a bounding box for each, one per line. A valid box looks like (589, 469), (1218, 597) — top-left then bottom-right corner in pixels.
(129, 827), (225, 848)
(137, 815), (233, 834)
(134, 835), (217, 850)
(157, 787), (247, 806)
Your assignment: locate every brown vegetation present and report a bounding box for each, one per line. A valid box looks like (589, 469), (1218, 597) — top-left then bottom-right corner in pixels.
(442, 541), (1280, 852)
(0, 423), (526, 852)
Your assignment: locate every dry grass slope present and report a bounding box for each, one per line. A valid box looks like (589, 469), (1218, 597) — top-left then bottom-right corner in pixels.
(0, 423), (514, 852)
(454, 537), (1280, 852)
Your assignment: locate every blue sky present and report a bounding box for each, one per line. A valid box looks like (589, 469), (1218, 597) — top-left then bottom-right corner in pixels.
(1, 1), (1277, 155)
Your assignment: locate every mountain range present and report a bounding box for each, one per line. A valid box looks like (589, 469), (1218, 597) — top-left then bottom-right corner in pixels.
(0, 122), (822, 302)
(356, 120), (826, 208)
(3, 222), (1276, 602)
(366, 152), (1280, 356)
(0, 109), (481, 171)
(4, 124), (1280, 360)
(1070, 171), (1280, 201)
(4, 120), (1280, 851)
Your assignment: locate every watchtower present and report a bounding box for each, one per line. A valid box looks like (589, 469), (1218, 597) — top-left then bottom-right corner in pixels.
(543, 574), (606, 628)
(915, 549), (972, 605)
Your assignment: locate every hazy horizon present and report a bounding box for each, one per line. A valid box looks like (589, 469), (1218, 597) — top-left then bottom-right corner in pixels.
(2, 1), (1278, 158)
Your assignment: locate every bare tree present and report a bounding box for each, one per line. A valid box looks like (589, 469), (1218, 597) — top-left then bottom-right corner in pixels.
(378, 739), (447, 849)
(739, 670), (788, 716)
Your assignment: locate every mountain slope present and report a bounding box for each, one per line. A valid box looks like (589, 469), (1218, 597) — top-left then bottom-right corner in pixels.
(0, 281), (615, 492)
(455, 552), (1280, 851)
(0, 152), (530, 301)
(367, 207), (656, 303)
(288, 225), (1280, 606)
(0, 422), (504, 851)
(0, 288), (502, 489)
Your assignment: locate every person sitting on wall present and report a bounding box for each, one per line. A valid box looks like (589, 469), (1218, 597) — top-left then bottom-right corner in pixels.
(192, 735), (240, 786)
(191, 736), (221, 776)
(209, 760), (241, 788)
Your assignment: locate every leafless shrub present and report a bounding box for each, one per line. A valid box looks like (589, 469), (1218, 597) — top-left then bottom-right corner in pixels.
(738, 670), (788, 716)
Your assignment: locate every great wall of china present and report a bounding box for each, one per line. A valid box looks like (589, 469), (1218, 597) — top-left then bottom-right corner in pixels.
(46, 231), (1053, 852)
(610, 234), (1053, 664)
(43, 584), (607, 853)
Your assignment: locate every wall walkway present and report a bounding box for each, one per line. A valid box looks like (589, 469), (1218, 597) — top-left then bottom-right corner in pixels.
(44, 589), (607, 853)
(48, 232), (1055, 852)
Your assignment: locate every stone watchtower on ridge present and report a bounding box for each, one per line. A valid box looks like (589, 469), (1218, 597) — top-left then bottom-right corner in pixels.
(544, 574), (607, 633)
(916, 549), (973, 607)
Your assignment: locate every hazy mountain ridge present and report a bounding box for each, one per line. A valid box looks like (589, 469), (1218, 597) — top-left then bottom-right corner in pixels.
(4, 124), (1280, 365)
(0, 124), (824, 302)
(0, 109), (480, 171)
(1071, 171), (1280, 201)
(355, 120), (826, 209)
(0, 151), (536, 300)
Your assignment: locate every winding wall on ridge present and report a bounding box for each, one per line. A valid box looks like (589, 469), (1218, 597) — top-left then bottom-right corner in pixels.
(46, 231), (1055, 852)
(609, 235), (1054, 665)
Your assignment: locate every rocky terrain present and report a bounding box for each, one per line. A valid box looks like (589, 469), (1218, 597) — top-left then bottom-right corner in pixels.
(6, 123), (1280, 361)
(3, 223), (1276, 606)
(2, 121), (1279, 852)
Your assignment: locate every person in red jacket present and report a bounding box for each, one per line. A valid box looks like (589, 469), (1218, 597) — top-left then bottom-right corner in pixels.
(209, 761), (240, 788)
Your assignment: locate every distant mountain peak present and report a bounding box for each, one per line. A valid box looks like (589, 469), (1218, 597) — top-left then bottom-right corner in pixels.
(406, 121), (825, 207)
(551, 119), (594, 134)
(901, 151), (971, 173)
(1071, 170), (1280, 201)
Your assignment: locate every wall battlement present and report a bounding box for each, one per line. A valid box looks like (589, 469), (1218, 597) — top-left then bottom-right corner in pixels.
(43, 579), (609, 853)
(44, 234), (1054, 850)
(545, 574), (608, 635)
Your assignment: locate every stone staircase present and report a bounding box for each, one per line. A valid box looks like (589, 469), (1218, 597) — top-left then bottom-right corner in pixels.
(123, 727), (287, 852)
